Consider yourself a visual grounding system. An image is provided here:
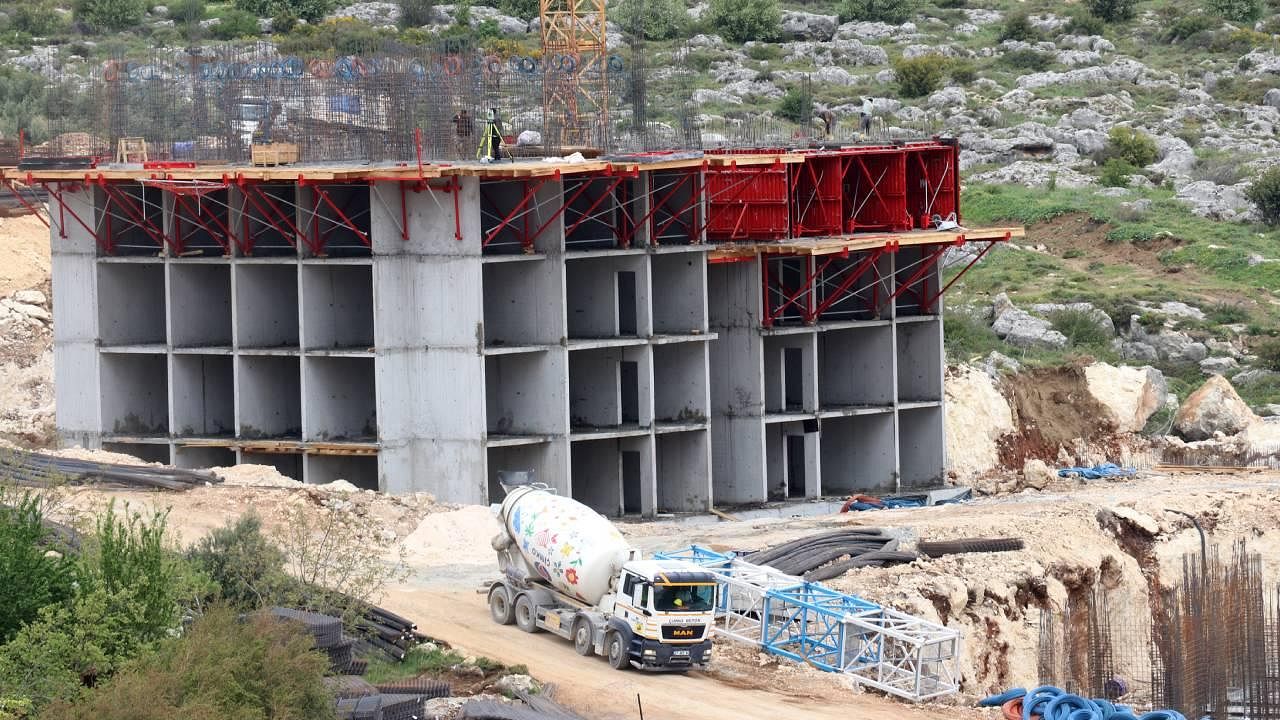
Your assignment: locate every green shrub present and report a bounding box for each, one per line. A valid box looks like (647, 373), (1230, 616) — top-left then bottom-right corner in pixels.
(1100, 158), (1136, 187)
(1247, 166), (1280, 225)
(0, 490), (76, 642)
(613, 0), (687, 39)
(1193, 152), (1245, 185)
(944, 313), (1002, 361)
(0, 587), (153, 711)
(187, 512), (288, 610)
(1106, 126), (1157, 167)
(777, 86), (812, 124)
(398, 0), (434, 27)
(1207, 302), (1250, 325)
(498, 0), (536, 18)
(78, 503), (183, 645)
(1256, 337), (1280, 370)
(166, 0), (204, 23)
(935, 0), (966, 7)
(212, 8), (260, 38)
(1165, 12), (1215, 42)
(236, 0), (331, 22)
(271, 9), (298, 32)
(1066, 9), (1105, 36)
(39, 607), (337, 720)
(73, 0), (146, 31)
(1000, 48), (1051, 71)
(1062, 248), (1084, 259)
(1084, 0), (1134, 22)
(894, 54), (944, 98)
(708, 0), (779, 43)
(837, 0), (917, 24)
(1049, 309), (1111, 347)
(1208, 0), (1263, 22)
(746, 43), (780, 62)
(948, 60), (976, 85)
(9, 0), (69, 35)
(999, 11), (1039, 42)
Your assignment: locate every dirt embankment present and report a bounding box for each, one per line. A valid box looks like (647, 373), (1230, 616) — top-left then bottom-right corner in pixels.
(998, 365), (1124, 468)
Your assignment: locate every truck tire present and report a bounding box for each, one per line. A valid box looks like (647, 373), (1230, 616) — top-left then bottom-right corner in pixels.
(605, 630), (630, 670)
(572, 617), (593, 656)
(488, 585), (514, 625)
(514, 594), (539, 633)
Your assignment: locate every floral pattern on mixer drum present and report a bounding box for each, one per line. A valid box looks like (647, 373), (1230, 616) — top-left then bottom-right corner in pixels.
(511, 501), (624, 591)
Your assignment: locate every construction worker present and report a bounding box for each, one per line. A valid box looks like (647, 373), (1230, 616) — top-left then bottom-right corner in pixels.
(452, 108), (473, 158)
(859, 97), (875, 137)
(816, 108), (836, 139)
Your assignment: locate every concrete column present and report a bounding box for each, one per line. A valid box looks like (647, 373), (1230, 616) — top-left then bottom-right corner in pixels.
(371, 178), (486, 500)
(51, 188), (101, 447)
(708, 260), (766, 504)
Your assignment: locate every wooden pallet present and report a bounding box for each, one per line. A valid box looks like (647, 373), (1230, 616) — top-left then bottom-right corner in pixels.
(116, 137), (148, 164)
(251, 142), (299, 166)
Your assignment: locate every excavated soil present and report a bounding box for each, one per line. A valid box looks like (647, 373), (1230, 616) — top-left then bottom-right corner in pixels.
(998, 365), (1122, 467)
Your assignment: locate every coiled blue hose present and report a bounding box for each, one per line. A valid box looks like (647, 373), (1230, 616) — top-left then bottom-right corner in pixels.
(978, 685), (1187, 720)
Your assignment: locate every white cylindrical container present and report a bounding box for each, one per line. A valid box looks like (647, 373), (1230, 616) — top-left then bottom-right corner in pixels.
(500, 486), (632, 605)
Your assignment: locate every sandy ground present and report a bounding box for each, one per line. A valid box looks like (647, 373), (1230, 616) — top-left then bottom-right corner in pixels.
(0, 214), (49, 298)
(27, 465), (1280, 718)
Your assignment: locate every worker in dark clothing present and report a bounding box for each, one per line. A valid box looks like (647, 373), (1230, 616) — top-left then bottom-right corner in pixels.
(477, 107), (505, 162)
(816, 109), (836, 139)
(452, 109), (473, 158)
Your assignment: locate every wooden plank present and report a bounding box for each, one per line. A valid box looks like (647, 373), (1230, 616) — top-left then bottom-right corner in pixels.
(709, 507), (742, 522)
(706, 226), (1025, 261)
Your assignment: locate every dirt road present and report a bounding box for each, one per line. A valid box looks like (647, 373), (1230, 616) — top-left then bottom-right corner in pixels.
(383, 587), (973, 720)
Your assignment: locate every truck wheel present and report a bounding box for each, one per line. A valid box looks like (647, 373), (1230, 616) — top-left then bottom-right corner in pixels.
(488, 585), (514, 625)
(514, 594), (539, 633)
(605, 630), (630, 670)
(572, 618), (593, 656)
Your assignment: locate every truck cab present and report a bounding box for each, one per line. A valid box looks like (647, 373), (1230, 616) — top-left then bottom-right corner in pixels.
(601, 560), (717, 670)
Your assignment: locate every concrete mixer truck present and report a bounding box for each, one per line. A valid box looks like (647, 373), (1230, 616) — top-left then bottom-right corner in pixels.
(487, 485), (717, 671)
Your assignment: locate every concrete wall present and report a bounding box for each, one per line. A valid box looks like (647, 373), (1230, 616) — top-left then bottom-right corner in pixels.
(50, 187), (101, 447)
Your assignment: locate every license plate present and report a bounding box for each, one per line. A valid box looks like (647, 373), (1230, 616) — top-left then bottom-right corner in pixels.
(673, 650), (689, 656)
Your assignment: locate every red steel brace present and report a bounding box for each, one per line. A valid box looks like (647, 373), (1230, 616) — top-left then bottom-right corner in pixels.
(171, 191), (237, 255)
(41, 182), (98, 247)
(308, 183), (371, 249)
(920, 233), (1008, 310)
(236, 177), (305, 255)
(481, 174), (554, 249)
(3, 181), (48, 228)
(805, 245), (890, 324)
(96, 179), (170, 252)
(877, 239), (958, 314)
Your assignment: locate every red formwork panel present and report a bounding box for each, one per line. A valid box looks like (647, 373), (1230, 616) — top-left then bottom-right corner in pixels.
(789, 153), (843, 237)
(840, 149), (910, 233)
(705, 164), (790, 241)
(905, 141), (961, 229)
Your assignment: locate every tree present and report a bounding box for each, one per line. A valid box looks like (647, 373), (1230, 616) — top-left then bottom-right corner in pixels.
(72, 0), (146, 31)
(0, 489), (76, 642)
(777, 87), (812, 124)
(1105, 126), (1157, 167)
(1083, 0), (1134, 23)
(39, 608), (337, 720)
(837, 0), (917, 24)
(708, 0), (779, 44)
(235, 0), (332, 23)
(398, 0), (435, 28)
(1246, 166), (1280, 225)
(894, 54), (943, 98)
(212, 9), (261, 39)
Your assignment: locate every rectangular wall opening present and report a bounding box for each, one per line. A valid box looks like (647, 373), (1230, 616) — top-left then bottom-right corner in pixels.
(569, 347), (650, 431)
(784, 347), (803, 411)
(486, 442), (560, 503)
(303, 356), (376, 442)
(100, 353), (169, 435)
(242, 184), (299, 257)
(820, 413), (897, 495)
(649, 170), (700, 245)
(235, 263), (299, 348)
(308, 454), (378, 490)
(786, 434), (806, 498)
(764, 336), (813, 414)
(170, 263), (232, 348)
(174, 445), (235, 469)
(814, 250), (890, 323)
(311, 185), (372, 258)
(98, 263), (166, 346)
(651, 253), (705, 335)
(240, 451), (302, 482)
(238, 356), (301, 439)
(617, 271), (638, 335)
(896, 320), (943, 403)
(103, 442), (170, 464)
(819, 326), (894, 410)
(894, 245), (941, 317)
(764, 257), (809, 326)
(765, 423), (814, 500)
(620, 361), (639, 424)
(622, 450), (641, 515)
(302, 264), (373, 350)
(564, 176), (622, 249)
(899, 406), (945, 490)
(172, 355), (234, 437)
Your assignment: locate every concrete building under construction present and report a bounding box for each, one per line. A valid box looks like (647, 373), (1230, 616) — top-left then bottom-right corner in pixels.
(12, 46), (1020, 517)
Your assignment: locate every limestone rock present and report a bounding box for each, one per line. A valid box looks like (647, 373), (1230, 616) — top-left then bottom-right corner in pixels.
(326, 1), (401, 27)
(1175, 181), (1258, 222)
(944, 366), (1015, 480)
(1030, 302), (1115, 337)
(12, 290), (46, 307)
(968, 161), (1094, 189)
(1084, 363), (1167, 433)
(982, 351), (1022, 378)
(1173, 375), (1256, 441)
(928, 86), (967, 110)
(992, 302), (1068, 349)
(493, 674), (539, 695)
(1234, 368), (1279, 387)
(780, 10), (838, 41)
(1200, 356), (1239, 375)
(1265, 87), (1280, 109)
(1022, 459), (1056, 490)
